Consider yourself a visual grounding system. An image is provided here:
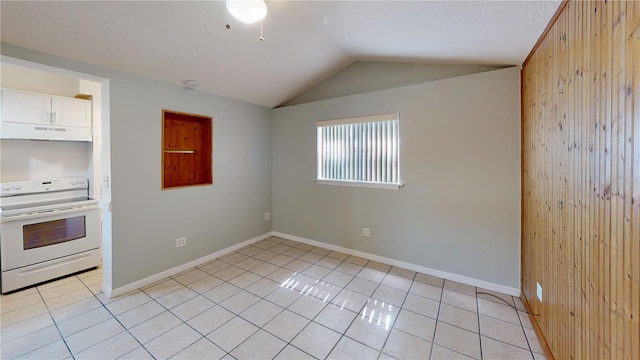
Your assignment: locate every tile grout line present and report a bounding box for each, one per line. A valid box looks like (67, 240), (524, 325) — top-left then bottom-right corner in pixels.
(427, 276), (445, 360)
(427, 284), (487, 359)
(314, 257), (377, 359)
(513, 293), (537, 359)
(373, 269), (417, 360)
(78, 271), (149, 359)
(476, 286), (485, 360)
(28, 277), (77, 359)
(477, 291), (542, 355)
(245, 238), (325, 359)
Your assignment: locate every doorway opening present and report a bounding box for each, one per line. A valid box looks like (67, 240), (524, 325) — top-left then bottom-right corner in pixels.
(0, 55), (113, 293)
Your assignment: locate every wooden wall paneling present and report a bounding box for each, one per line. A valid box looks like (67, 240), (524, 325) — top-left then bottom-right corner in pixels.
(527, 41), (536, 322)
(622, 4), (631, 357)
(620, 4), (633, 358)
(556, 10), (567, 355)
(545, 14), (552, 347)
(568, 5), (576, 351)
(549, 13), (558, 355)
(573, 3), (581, 357)
(600, 2), (609, 358)
(579, 0), (588, 352)
(559, 12), (567, 346)
(569, 16), (576, 346)
(555, 11), (562, 354)
(566, 10), (575, 353)
(630, 2), (640, 359)
(584, 3), (600, 356)
(591, 2), (601, 357)
(631, 4), (640, 360)
(576, 3), (586, 355)
(621, 0), (630, 355)
(583, 2), (591, 354)
(595, 2), (605, 357)
(560, 9), (568, 353)
(611, 2), (624, 358)
(580, 1), (592, 355)
(627, 5), (635, 359)
(522, 1), (639, 359)
(568, 2), (578, 357)
(581, 1), (589, 355)
(625, 4), (636, 358)
(604, 3), (613, 357)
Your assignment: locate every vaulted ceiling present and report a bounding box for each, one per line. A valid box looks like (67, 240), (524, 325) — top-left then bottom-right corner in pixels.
(1, 1), (561, 108)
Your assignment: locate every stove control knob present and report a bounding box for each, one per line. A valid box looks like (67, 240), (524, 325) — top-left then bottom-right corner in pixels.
(77, 179), (85, 185)
(2, 184), (11, 191)
(70, 180), (77, 185)
(12, 184), (22, 190)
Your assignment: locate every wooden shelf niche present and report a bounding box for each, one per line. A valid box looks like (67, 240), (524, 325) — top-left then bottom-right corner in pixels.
(162, 110), (212, 189)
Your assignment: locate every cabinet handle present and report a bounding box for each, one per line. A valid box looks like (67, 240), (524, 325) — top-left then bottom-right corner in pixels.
(52, 112), (57, 123)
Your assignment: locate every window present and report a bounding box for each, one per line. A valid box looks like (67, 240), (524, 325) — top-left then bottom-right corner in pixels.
(317, 113), (401, 190)
(162, 110), (213, 189)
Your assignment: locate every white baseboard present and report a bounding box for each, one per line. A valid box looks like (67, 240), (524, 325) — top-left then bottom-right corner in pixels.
(104, 230), (520, 299)
(272, 231), (521, 297)
(104, 232), (272, 298)
(101, 282), (113, 298)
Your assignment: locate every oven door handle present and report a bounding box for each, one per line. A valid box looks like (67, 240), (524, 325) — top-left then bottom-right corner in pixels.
(0, 205), (98, 222)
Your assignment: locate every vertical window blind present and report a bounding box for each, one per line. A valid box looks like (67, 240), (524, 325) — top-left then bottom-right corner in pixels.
(317, 113), (400, 188)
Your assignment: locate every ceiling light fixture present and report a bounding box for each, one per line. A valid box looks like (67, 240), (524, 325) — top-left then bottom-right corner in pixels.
(225, 0), (267, 41)
(227, 0), (267, 24)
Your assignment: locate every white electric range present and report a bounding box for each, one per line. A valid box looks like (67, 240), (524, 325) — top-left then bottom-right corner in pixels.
(0, 178), (101, 293)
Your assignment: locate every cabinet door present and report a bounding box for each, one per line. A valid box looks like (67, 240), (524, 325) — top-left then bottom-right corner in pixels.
(1, 90), (51, 125)
(51, 97), (91, 128)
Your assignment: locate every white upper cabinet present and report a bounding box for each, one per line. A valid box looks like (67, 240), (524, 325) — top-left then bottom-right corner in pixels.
(1, 88), (92, 141)
(51, 96), (91, 128)
(2, 90), (51, 125)
(2, 89), (91, 128)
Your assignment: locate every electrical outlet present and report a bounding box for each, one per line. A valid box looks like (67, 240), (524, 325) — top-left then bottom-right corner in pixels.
(264, 212), (271, 221)
(362, 228), (371, 237)
(536, 282), (543, 301)
(176, 237), (187, 248)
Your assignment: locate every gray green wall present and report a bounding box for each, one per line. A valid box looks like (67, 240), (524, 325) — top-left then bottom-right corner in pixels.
(2, 45), (273, 289)
(107, 74), (272, 289)
(282, 61), (503, 107)
(272, 67), (521, 288)
(2, 44), (521, 291)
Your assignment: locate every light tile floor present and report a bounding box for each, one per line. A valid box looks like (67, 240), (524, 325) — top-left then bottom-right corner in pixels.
(1, 237), (546, 360)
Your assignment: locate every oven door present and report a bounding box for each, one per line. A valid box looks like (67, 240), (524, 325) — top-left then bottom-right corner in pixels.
(0, 205), (100, 271)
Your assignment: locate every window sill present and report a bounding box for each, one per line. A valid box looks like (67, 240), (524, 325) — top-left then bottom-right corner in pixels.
(315, 179), (402, 190)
